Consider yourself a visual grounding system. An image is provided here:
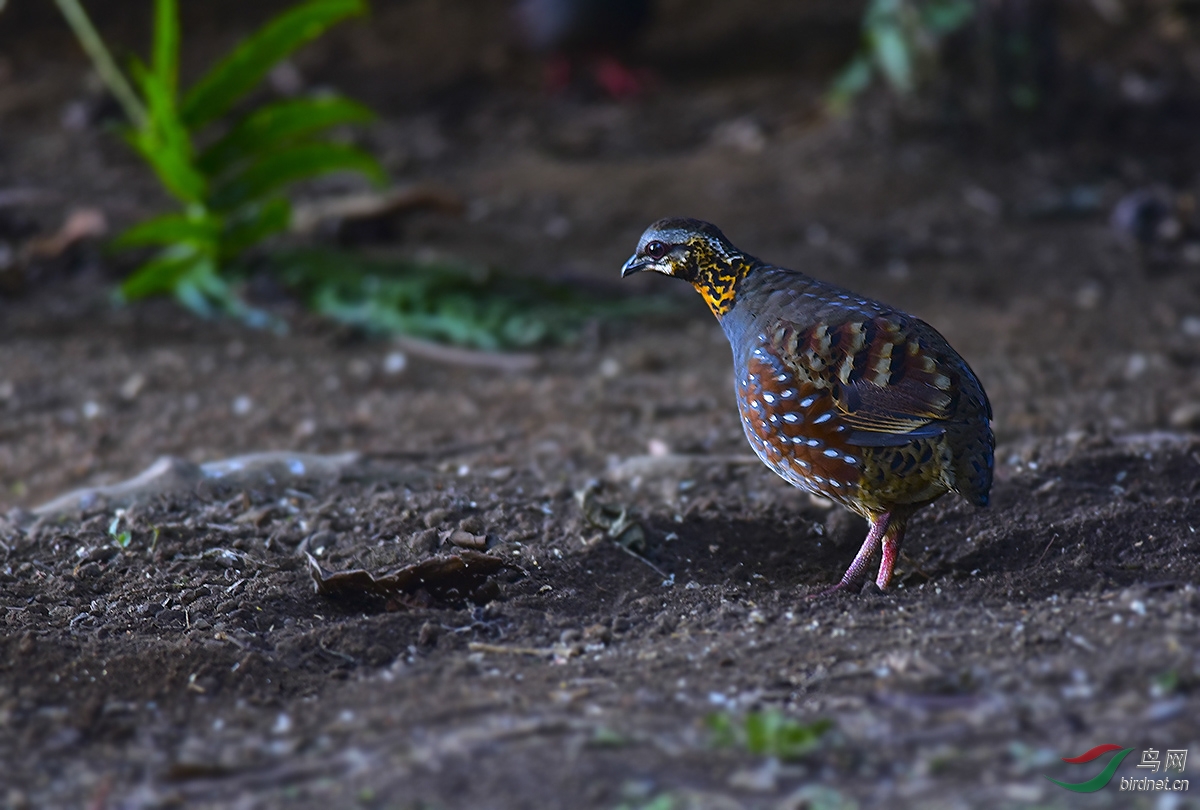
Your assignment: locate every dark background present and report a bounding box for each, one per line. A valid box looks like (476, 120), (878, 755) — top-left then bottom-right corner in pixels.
(1, 2), (1199, 808)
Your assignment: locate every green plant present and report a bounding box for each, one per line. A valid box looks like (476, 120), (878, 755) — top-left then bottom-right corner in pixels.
(108, 511), (131, 548)
(57, 0), (384, 321)
(707, 710), (832, 761)
(829, 0), (976, 109)
(269, 248), (674, 349)
(613, 796), (675, 810)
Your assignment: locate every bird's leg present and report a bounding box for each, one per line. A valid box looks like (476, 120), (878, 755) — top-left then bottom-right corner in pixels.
(590, 56), (646, 99)
(812, 509), (908, 597)
(543, 54), (573, 95)
(874, 512), (909, 591)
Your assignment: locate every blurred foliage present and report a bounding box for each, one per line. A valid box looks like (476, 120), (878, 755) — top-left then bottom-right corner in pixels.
(706, 710), (832, 761)
(267, 249), (676, 349)
(613, 796), (676, 810)
(54, 0), (666, 349)
(830, 0), (977, 109)
(784, 786), (859, 810)
(57, 0), (384, 325)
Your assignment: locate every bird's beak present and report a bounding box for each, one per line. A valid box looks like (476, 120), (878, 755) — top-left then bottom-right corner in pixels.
(621, 254), (649, 277)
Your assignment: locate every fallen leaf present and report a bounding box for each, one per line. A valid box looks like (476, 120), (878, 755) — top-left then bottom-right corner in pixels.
(306, 550), (509, 608)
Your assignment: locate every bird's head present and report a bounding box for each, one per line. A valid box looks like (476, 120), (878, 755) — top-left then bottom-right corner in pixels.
(621, 217), (755, 317)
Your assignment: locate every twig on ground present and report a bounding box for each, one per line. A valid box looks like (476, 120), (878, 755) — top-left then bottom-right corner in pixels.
(468, 642), (555, 658)
(393, 336), (540, 372)
(613, 541), (669, 580)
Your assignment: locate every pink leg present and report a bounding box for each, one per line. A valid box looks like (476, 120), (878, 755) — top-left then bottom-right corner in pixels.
(591, 56), (646, 99)
(875, 515), (907, 590)
(543, 55), (572, 95)
(811, 510), (909, 597)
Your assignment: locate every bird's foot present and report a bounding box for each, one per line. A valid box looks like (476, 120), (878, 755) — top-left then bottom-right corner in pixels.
(542, 55), (573, 95)
(808, 566), (873, 599)
(590, 56), (650, 99)
(807, 510), (908, 599)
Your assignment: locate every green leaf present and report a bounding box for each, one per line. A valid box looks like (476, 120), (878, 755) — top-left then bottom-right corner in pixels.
(197, 96), (376, 177)
(220, 197), (291, 257)
(124, 253), (245, 320)
(152, 0), (180, 95)
(120, 249), (210, 300)
(126, 135), (207, 205)
(208, 141), (385, 212)
(180, 0), (368, 130)
(826, 54), (874, 109)
(921, 0), (975, 35)
(127, 60), (205, 203)
(266, 247), (673, 349)
(871, 24), (914, 94)
(130, 60), (186, 154)
(706, 711), (832, 761)
(113, 212), (218, 249)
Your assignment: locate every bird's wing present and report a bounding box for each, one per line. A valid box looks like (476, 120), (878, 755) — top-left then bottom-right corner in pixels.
(837, 315), (963, 447)
(764, 304), (964, 448)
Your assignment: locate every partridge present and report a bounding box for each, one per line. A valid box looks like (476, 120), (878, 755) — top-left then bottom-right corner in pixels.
(622, 218), (994, 594)
(514, 0), (652, 98)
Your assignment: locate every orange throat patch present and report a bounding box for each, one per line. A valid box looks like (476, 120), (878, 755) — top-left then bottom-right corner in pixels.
(693, 268), (742, 318)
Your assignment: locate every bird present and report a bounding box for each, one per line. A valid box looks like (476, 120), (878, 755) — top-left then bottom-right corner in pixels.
(513, 0), (652, 98)
(621, 218), (994, 594)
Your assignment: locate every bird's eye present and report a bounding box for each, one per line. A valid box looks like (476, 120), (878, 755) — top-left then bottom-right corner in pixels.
(645, 240), (667, 259)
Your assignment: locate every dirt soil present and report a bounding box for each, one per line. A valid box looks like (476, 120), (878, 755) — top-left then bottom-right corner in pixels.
(2, 3), (1200, 808)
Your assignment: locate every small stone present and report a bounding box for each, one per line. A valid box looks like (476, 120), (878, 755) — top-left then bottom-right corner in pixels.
(407, 528), (441, 554)
(808, 494), (835, 511)
(727, 759), (779, 792)
(231, 395), (252, 416)
(824, 509), (868, 548)
(544, 215), (571, 240)
(886, 258), (910, 280)
(712, 117), (766, 154)
(423, 508), (450, 529)
(458, 515), (485, 534)
(73, 562), (101, 580)
(1125, 353), (1149, 380)
(119, 373), (146, 401)
(963, 185), (1002, 217)
(445, 529), (486, 550)
(1074, 281), (1103, 310)
(268, 60), (305, 95)
(365, 644), (392, 666)
(583, 623), (612, 644)
(417, 621), (439, 647)
(471, 579), (500, 604)
(383, 351), (408, 375)
(306, 530), (337, 553)
(16, 632), (35, 655)
(1169, 402), (1200, 430)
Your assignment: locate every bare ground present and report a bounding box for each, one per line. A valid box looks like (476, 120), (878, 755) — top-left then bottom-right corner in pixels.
(1, 3), (1199, 808)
